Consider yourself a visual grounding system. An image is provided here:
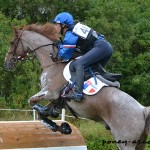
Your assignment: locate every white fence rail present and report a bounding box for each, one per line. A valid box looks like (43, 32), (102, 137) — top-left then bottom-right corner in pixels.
(0, 108), (37, 121)
(0, 108), (67, 121)
(0, 108), (89, 121)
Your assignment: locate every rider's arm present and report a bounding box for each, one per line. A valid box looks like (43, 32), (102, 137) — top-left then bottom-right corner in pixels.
(58, 31), (78, 60)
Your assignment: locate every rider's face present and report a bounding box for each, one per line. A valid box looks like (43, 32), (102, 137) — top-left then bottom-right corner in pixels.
(54, 23), (61, 34)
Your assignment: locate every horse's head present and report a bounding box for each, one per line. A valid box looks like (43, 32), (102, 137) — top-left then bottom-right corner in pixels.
(4, 23), (60, 71)
(4, 28), (31, 71)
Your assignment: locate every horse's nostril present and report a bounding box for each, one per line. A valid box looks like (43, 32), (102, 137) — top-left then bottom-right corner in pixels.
(4, 62), (10, 70)
(4, 60), (15, 71)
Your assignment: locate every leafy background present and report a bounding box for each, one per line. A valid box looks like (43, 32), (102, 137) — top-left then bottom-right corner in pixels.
(0, 0), (150, 149)
(0, 0), (149, 108)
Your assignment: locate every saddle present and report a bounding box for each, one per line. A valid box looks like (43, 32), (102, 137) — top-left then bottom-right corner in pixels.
(84, 63), (123, 82)
(63, 61), (123, 95)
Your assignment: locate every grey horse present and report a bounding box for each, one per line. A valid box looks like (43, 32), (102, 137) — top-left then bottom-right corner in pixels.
(4, 23), (150, 150)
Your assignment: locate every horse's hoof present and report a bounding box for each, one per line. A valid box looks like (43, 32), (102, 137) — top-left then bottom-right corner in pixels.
(60, 122), (72, 134)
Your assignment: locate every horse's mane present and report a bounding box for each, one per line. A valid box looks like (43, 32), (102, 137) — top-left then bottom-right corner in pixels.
(19, 23), (59, 41)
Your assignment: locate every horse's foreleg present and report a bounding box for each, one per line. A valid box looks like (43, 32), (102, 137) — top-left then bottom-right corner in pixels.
(28, 88), (51, 106)
(28, 88), (62, 118)
(31, 103), (72, 135)
(32, 102), (61, 118)
(29, 91), (72, 134)
(39, 114), (72, 135)
(28, 87), (60, 105)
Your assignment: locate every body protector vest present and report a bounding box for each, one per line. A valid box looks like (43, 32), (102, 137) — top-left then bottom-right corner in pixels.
(72, 22), (100, 54)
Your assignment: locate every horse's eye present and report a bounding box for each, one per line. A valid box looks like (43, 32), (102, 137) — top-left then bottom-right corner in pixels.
(10, 41), (14, 45)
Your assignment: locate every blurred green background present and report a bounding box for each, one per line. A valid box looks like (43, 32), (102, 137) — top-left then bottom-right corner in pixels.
(0, 0), (150, 149)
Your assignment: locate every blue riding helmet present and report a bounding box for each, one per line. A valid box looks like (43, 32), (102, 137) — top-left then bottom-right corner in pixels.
(52, 12), (74, 26)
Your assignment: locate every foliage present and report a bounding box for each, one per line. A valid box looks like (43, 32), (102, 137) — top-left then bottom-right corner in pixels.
(0, 12), (40, 108)
(0, 2), (149, 150)
(84, 0), (150, 104)
(0, 0), (91, 23)
(0, 0), (150, 108)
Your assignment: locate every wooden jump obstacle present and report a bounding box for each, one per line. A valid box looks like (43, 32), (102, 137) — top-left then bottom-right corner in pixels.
(0, 121), (87, 150)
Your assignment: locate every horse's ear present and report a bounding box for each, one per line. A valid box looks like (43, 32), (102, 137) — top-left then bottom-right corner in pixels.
(13, 27), (19, 35)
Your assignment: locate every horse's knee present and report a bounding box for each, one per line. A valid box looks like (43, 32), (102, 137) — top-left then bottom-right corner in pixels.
(28, 97), (38, 107)
(28, 93), (47, 106)
(28, 98), (32, 106)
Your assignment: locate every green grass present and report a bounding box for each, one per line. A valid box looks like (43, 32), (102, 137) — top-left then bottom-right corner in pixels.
(66, 118), (150, 150)
(0, 110), (34, 121)
(66, 118), (118, 150)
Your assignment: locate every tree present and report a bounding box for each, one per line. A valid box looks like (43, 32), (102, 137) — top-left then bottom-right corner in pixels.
(83, 0), (150, 104)
(0, 0), (149, 108)
(0, 12), (40, 108)
(0, 0), (91, 23)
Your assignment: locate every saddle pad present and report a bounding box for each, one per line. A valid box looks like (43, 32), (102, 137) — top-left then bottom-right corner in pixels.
(63, 61), (72, 82)
(63, 62), (108, 95)
(83, 77), (108, 95)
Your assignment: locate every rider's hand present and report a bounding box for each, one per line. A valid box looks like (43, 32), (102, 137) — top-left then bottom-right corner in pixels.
(53, 41), (60, 48)
(61, 59), (70, 63)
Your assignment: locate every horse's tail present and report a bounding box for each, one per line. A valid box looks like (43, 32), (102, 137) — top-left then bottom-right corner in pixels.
(144, 106), (150, 134)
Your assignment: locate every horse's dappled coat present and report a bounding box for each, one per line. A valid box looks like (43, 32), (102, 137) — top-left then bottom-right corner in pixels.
(4, 23), (150, 150)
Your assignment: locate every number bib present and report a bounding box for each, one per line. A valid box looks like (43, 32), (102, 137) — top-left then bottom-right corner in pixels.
(72, 23), (91, 39)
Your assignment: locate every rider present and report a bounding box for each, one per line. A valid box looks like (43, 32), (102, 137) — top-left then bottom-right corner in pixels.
(52, 12), (113, 101)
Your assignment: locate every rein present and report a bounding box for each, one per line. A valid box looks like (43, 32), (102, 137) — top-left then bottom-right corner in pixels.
(29, 43), (54, 52)
(28, 43), (60, 64)
(9, 30), (60, 65)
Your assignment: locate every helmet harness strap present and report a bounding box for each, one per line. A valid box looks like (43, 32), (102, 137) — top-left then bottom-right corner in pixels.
(60, 24), (69, 35)
(60, 24), (65, 35)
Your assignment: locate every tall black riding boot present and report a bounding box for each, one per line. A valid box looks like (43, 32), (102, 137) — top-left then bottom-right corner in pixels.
(63, 65), (84, 101)
(75, 65), (84, 93)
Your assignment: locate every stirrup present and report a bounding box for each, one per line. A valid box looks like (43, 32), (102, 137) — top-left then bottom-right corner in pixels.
(63, 91), (83, 102)
(61, 82), (75, 96)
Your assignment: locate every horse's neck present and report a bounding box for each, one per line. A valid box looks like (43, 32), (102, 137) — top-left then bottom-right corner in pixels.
(23, 31), (54, 68)
(36, 46), (53, 69)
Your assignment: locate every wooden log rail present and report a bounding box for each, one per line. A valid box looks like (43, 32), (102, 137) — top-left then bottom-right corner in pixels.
(0, 120), (87, 150)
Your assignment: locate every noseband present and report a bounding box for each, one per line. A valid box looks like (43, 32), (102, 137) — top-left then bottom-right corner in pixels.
(8, 30), (58, 65)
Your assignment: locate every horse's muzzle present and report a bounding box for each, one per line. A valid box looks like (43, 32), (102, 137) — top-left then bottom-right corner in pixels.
(4, 59), (16, 71)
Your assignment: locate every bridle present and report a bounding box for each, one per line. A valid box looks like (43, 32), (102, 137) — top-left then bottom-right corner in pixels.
(8, 30), (59, 65)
